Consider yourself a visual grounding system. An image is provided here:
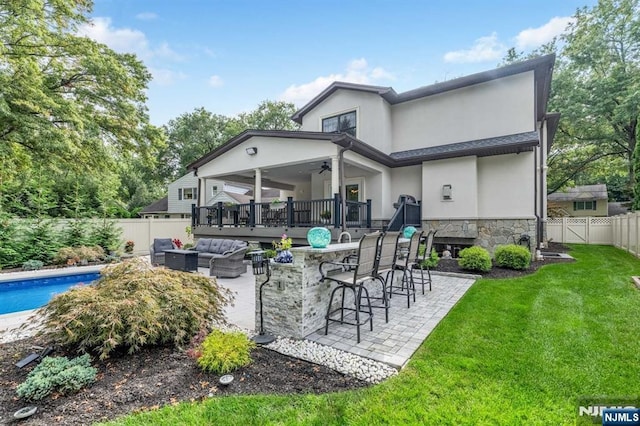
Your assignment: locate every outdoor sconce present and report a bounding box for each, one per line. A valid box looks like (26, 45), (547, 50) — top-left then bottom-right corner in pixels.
(442, 184), (452, 200)
(246, 147), (258, 155)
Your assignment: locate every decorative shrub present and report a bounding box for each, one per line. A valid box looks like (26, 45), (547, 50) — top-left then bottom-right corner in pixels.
(63, 219), (92, 247)
(264, 249), (277, 259)
(419, 245), (439, 268)
(494, 244), (531, 270)
(196, 330), (255, 374)
(54, 246), (105, 265)
(22, 260), (44, 271)
(89, 219), (122, 254)
(22, 220), (61, 264)
(39, 259), (233, 359)
(16, 354), (97, 400)
(457, 246), (492, 272)
(0, 217), (24, 269)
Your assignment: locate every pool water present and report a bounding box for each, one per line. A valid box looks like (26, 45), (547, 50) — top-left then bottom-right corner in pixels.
(0, 272), (101, 315)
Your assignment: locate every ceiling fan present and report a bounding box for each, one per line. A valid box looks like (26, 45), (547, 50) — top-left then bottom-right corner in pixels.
(317, 161), (332, 174)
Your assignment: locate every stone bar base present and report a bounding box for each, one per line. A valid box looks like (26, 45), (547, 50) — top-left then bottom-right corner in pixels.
(425, 218), (538, 255)
(256, 243), (359, 339)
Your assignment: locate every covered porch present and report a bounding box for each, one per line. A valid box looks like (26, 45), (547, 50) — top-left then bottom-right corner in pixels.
(191, 195), (375, 245)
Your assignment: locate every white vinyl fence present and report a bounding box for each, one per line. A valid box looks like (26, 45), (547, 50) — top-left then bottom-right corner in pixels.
(611, 213), (640, 257)
(13, 218), (191, 255)
(546, 217), (613, 245)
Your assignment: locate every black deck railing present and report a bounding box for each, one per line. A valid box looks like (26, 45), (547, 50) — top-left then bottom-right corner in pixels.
(192, 195), (372, 229)
(386, 195), (421, 231)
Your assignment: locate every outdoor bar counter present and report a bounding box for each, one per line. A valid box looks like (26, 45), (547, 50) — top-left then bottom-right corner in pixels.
(255, 242), (360, 339)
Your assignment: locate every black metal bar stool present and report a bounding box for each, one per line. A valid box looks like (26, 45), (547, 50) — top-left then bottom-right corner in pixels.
(412, 229), (437, 294)
(388, 230), (423, 308)
(319, 232), (379, 343)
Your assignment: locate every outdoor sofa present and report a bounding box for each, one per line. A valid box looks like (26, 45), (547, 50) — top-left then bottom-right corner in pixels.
(189, 238), (248, 278)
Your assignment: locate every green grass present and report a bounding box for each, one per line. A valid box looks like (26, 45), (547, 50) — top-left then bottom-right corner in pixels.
(102, 245), (640, 425)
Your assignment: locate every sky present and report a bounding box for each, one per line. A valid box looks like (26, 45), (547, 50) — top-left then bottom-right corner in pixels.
(84, 0), (598, 126)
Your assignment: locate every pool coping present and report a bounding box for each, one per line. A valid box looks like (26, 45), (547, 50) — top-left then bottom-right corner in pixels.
(0, 265), (106, 284)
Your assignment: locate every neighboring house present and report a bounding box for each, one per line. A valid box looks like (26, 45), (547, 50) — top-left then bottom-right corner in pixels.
(547, 184), (609, 217)
(140, 172), (227, 218)
(188, 54), (558, 252)
(139, 172), (282, 219)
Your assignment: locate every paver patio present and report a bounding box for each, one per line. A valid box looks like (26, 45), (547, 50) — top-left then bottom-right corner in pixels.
(0, 262), (476, 370)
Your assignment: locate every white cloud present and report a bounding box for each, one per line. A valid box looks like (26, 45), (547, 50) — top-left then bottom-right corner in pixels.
(444, 32), (505, 63)
(78, 17), (149, 56)
(135, 12), (158, 21)
(515, 16), (574, 49)
(150, 68), (188, 86)
(279, 58), (395, 105)
(77, 17), (183, 61)
(208, 75), (224, 88)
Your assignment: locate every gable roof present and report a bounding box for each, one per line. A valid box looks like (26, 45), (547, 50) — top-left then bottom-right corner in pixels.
(291, 54), (556, 124)
(188, 129), (541, 172)
(139, 196), (168, 214)
(548, 184), (608, 202)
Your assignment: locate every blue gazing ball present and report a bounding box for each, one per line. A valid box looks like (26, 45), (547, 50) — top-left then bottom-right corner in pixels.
(307, 227), (331, 248)
(403, 226), (417, 239)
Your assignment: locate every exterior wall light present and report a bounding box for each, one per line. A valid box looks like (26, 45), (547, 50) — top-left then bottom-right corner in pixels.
(246, 147), (258, 155)
(442, 184), (452, 200)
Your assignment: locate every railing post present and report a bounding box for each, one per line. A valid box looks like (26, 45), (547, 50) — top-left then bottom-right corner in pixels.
(249, 200), (255, 227)
(366, 199), (372, 228)
(333, 193), (341, 228)
(191, 204), (196, 228)
(287, 196), (293, 227)
(217, 202), (223, 228)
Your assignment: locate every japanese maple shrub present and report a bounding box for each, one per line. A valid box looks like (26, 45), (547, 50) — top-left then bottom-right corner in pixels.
(39, 258), (233, 359)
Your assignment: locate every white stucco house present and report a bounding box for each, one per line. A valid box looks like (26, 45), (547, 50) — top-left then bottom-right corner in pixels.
(188, 54), (558, 252)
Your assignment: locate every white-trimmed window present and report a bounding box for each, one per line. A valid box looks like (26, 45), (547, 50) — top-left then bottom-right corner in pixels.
(573, 200), (596, 210)
(322, 111), (356, 136)
(178, 187), (198, 201)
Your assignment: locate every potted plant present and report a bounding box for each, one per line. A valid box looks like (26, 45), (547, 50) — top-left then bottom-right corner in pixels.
(224, 202), (238, 212)
(320, 210), (332, 223)
(124, 240), (135, 254)
(270, 199), (285, 210)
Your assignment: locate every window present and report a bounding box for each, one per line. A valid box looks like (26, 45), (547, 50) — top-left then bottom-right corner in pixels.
(178, 187), (198, 201)
(211, 185), (218, 196)
(322, 111), (356, 136)
(573, 200), (596, 210)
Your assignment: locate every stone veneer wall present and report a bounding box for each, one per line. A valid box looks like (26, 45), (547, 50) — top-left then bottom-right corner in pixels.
(257, 247), (360, 339)
(425, 218), (538, 255)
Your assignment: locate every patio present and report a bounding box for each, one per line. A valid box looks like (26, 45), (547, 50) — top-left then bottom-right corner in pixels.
(0, 261), (476, 370)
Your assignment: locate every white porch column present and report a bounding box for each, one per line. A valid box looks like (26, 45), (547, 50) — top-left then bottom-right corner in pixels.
(254, 168), (262, 203)
(331, 156), (339, 198)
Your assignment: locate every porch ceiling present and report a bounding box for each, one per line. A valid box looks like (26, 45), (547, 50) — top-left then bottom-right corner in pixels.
(214, 161), (375, 190)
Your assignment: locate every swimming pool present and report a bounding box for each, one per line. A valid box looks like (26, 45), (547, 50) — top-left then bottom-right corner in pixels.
(0, 271), (101, 315)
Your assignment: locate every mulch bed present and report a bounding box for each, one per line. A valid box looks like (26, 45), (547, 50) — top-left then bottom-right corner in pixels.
(0, 242), (574, 425)
(432, 242), (574, 279)
(0, 338), (368, 425)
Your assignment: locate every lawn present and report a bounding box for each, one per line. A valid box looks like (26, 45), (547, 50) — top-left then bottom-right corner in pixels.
(103, 245), (640, 425)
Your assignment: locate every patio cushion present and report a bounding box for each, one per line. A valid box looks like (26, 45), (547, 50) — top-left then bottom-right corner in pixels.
(232, 240), (247, 251)
(153, 238), (174, 252)
(194, 238), (211, 252)
(209, 239), (223, 253)
(218, 240), (234, 253)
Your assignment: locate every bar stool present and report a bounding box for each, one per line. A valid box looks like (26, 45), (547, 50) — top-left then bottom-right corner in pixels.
(388, 230), (423, 308)
(412, 229), (437, 294)
(319, 232), (379, 343)
(369, 231), (401, 323)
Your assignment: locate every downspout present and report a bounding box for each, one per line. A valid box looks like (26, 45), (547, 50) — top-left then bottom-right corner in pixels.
(538, 119), (546, 250)
(338, 140), (354, 232)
